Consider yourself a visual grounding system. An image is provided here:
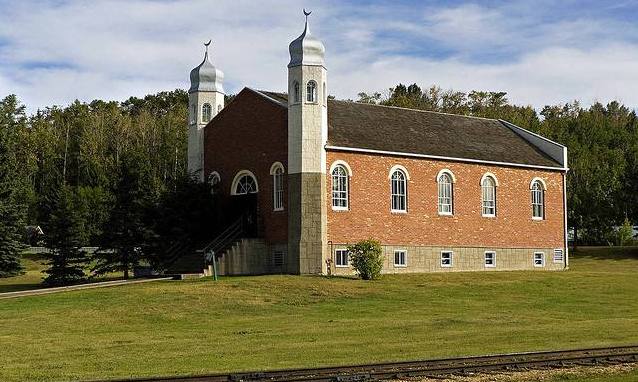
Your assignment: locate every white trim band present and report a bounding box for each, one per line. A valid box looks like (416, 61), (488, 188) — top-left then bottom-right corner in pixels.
(325, 145), (568, 172)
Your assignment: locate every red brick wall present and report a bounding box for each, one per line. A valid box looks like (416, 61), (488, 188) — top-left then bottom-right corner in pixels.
(326, 151), (566, 249)
(204, 89), (288, 243)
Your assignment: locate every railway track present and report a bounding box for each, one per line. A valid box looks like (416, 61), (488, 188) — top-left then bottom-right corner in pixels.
(101, 345), (638, 382)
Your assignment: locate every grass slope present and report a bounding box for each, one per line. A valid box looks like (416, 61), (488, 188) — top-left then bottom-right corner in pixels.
(0, 252), (47, 293)
(0, 247), (637, 382)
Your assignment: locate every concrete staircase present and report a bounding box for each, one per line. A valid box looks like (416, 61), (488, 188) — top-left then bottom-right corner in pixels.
(164, 217), (245, 276)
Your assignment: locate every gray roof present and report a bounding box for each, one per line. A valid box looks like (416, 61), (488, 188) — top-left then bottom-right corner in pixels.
(255, 90), (562, 168)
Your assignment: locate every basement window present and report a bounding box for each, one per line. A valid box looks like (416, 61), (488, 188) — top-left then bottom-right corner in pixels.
(553, 249), (564, 263)
(273, 251), (284, 267)
(441, 251), (453, 268)
(484, 251), (496, 268)
(534, 252), (545, 267)
(394, 250), (407, 267)
(335, 249), (349, 268)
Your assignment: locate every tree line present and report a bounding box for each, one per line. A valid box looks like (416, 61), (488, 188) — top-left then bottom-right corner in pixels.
(0, 91), (217, 284)
(1, 83), (637, 283)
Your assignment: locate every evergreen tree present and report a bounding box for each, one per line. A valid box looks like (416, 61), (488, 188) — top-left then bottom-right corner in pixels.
(0, 95), (27, 277)
(93, 152), (153, 279)
(0, 198), (25, 277)
(43, 185), (88, 286)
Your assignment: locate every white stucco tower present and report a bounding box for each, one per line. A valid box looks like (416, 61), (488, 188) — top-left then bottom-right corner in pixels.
(188, 42), (224, 182)
(287, 10), (328, 274)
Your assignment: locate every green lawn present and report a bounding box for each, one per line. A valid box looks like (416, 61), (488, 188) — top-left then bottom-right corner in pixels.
(1, 247), (637, 382)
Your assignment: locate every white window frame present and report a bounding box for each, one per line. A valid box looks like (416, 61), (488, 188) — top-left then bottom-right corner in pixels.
(390, 169), (408, 213)
(441, 251), (453, 268)
(202, 103), (212, 123)
(272, 166), (284, 211)
(533, 252), (545, 267)
(530, 178), (546, 220)
(331, 165), (349, 211)
(553, 248), (564, 263)
(394, 250), (407, 267)
(208, 171), (221, 195)
(437, 170), (455, 216)
(484, 251), (496, 268)
(306, 81), (317, 103)
(230, 170), (259, 195)
(481, 174), (497, 217)
(335, 249), (349, 268)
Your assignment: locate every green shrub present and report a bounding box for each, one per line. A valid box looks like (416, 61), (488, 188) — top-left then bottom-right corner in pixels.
(617, 218), (635, 246)
(347, 239), (383, 280)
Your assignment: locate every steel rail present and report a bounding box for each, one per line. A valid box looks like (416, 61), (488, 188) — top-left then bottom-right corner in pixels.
(94, 345), (638, 382)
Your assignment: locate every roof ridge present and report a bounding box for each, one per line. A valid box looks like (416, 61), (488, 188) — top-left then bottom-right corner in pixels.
(252, 88), (500, 122)
(248, 88), (287, 108)
(334, 99), (499, 122)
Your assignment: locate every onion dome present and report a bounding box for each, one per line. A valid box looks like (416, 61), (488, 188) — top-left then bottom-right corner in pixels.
(189, 43), (224, 93)
(288, 10), (325, 68)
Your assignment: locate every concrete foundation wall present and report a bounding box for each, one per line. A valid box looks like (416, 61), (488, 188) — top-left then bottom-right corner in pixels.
(329, 244), (566, 275)
(216, 240), (290, 276)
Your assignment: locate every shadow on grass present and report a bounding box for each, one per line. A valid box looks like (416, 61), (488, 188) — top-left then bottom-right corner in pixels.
(571, 246), (638, 261)
(0, 283), (44, 294)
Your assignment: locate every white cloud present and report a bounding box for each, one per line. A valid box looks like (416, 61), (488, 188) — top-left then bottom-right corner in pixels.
(1, 0), (637, 112)
(331, 43), (638, 108)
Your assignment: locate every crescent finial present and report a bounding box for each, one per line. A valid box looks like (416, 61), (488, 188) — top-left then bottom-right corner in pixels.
(204, 39), (212, 55)
(303, 8), (311, 17)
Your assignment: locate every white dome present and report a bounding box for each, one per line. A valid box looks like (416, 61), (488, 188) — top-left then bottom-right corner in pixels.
(189, 51), (224, 93)
(288, 17), (325, 68)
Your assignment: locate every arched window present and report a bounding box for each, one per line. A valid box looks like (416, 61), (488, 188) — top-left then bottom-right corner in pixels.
(231, 171), (258, 195)
(438, 172), (454, 215)
(306, 81), (317, 103)
(481, 175), (497, 217)
(270, 163), (285, 211)
(391, 169), (407, 212)
(323, 81), (327, 103)
(531, 180), (545, 219)
(208, 171), (221, 195)
(202, 103), (212, 123)
(331, 165), (349, 210)
(293, 81), (300, 103)
(217, 104), (222, 113)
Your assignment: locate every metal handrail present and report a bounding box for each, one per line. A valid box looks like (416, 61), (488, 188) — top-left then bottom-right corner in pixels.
(202, 217), (245, 263)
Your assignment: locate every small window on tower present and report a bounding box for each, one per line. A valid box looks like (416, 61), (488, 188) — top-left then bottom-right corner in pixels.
(293, 81), (300, 103)
(202, 103), (212, 122)
(323, 82), (327, 103)
(218, 104), (222, 113)
(306, 81), (317, 103)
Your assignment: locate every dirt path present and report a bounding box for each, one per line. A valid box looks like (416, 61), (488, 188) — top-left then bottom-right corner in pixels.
(0, 277), (173, 300)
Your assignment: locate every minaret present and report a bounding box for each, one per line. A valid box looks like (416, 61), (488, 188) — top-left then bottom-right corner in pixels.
(287, 10), (328, 274)
(188, 40), (224, 182)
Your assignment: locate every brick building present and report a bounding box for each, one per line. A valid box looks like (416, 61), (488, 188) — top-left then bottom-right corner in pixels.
(186, 13), (568, 276)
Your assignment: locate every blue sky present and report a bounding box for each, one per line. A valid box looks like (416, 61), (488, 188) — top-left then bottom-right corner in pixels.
(1, 0), (638, 112)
